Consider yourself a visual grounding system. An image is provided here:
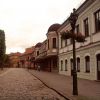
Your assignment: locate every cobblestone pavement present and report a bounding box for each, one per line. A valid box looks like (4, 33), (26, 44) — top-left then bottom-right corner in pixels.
(0, 68), (66, 100)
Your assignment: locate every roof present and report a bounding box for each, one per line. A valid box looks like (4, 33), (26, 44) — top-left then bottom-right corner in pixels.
(58, 0), (95, 32)
(24, 46), (34, 54)
(48, 23), (61, 32)
(35, 42), (42, 48)
(9, 52), (21, 57)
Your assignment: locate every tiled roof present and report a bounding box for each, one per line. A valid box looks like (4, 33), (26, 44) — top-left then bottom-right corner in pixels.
(24, 46), (34, 54)
(9, 52), (21, 56)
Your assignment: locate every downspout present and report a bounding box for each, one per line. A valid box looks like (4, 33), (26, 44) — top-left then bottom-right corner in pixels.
(56, 31), (59, 73)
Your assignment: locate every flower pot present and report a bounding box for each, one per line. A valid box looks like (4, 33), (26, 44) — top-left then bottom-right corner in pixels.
(76, 33), (85, 42)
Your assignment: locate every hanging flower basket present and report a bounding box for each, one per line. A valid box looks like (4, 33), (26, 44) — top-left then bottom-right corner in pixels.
(60, 31), (70, 39)
(76, 33), (85, 42)
(61, 31), (75, 39)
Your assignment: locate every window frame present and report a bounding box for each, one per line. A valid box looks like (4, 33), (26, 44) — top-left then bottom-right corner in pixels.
(85, 56), (90, 73)
(61, 37), (63, 48)
(94, 9), (100, 33)
(77, 57), (80, 72)
(48, 39), (49, 49)
(61, 60), (63, 71)
(84, 18), (89, 37)
(76, 24), (79, 35)
(65, 59), (67, 71)
(37, 51), (39, 56)
(52, 38), (56, 48)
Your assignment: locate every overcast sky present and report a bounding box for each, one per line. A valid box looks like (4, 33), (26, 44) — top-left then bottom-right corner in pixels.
(0, 0), (85, 54)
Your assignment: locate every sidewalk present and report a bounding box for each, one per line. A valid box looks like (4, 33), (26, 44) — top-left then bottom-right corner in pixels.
(0, 68), (9, 75)
(28, 70), (100, 100)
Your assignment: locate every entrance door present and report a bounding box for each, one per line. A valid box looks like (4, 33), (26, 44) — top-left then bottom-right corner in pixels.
(70, 59), (73, 76)
(97, 54), (100, 80)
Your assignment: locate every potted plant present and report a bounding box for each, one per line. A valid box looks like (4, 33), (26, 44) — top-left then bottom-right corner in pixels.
(61, 30), (72, 39)
(76, 33), (85, 42)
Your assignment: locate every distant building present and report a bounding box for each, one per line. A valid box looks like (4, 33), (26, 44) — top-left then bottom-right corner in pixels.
(34, 24), (61, 72)
(9, 52), (21, 68)
(19, 46), (35, 69)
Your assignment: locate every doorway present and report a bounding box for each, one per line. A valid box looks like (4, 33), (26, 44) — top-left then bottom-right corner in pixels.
(97, 54), (100, 80)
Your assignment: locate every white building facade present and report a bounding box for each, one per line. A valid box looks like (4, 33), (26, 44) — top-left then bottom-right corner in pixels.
(58, 0), (100, 80)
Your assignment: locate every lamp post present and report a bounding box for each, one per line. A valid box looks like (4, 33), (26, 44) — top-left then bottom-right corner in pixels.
(61, 8), (85, 95)
(69, 8), (78, 95)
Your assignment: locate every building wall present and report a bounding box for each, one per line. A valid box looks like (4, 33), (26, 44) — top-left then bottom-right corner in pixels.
(58, 0), (100, 80)
(47, 31), (58, 55)
(59, 43), (100, 80)
(34, 30), (59, 72)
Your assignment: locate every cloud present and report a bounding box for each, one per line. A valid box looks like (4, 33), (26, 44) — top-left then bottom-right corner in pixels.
(0, 0), (85, 54)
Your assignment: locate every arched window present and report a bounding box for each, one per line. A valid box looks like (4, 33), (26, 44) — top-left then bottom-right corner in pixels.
(65, 59), (67, 71)
(77, 57), (80, 72)
(85, 56), (90, 72)
(61, 60), (63, 71)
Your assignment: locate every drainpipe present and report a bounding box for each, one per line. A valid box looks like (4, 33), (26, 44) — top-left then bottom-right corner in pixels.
(56, 31), (59, 73)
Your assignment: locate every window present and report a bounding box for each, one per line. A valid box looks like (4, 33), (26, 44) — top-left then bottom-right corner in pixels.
(77, 58), (80, 72)
(37, 51), (39, 56)
(70, 59), (73, 70)
(85, 56), (90, 72)
(65, 39), (67, 46)
(84, 18), (89, 37)
(27, 56), (29, 61)
(70, 38), (73, 44)
(94, 9), (100, 32)
(76, 24), (79, 34)
(61, 37), (63, 48)
(52, 38), (56, 48)
(48, 39), (49, 49)
(61, 60), (63, 71)
(65, 59), (67, 71)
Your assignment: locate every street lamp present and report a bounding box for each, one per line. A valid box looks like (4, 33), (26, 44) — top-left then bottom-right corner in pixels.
(69, 8), (78, 95)
(61, 8), (85, 95)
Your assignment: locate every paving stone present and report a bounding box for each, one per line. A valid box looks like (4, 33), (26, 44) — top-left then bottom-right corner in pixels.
(0, 68), (66, 100)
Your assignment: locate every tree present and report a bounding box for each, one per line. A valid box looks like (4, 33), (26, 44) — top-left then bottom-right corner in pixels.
(0, 30), (6, 69)
(3, 54), (11, 68)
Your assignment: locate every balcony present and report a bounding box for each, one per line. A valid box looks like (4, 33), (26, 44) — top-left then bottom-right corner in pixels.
(35, 51), (47, 60)
(47, 48), (58, 57)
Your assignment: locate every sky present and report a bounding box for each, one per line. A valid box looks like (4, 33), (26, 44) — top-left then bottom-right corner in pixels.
(0, 0), (85, 54)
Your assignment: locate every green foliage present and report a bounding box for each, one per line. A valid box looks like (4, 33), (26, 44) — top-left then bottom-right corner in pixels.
(0, 30), (6, 68)
(2, 54), (11, 68)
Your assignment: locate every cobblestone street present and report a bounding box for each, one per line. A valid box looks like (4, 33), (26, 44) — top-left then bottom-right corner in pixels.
(0, 68), (66, 100)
